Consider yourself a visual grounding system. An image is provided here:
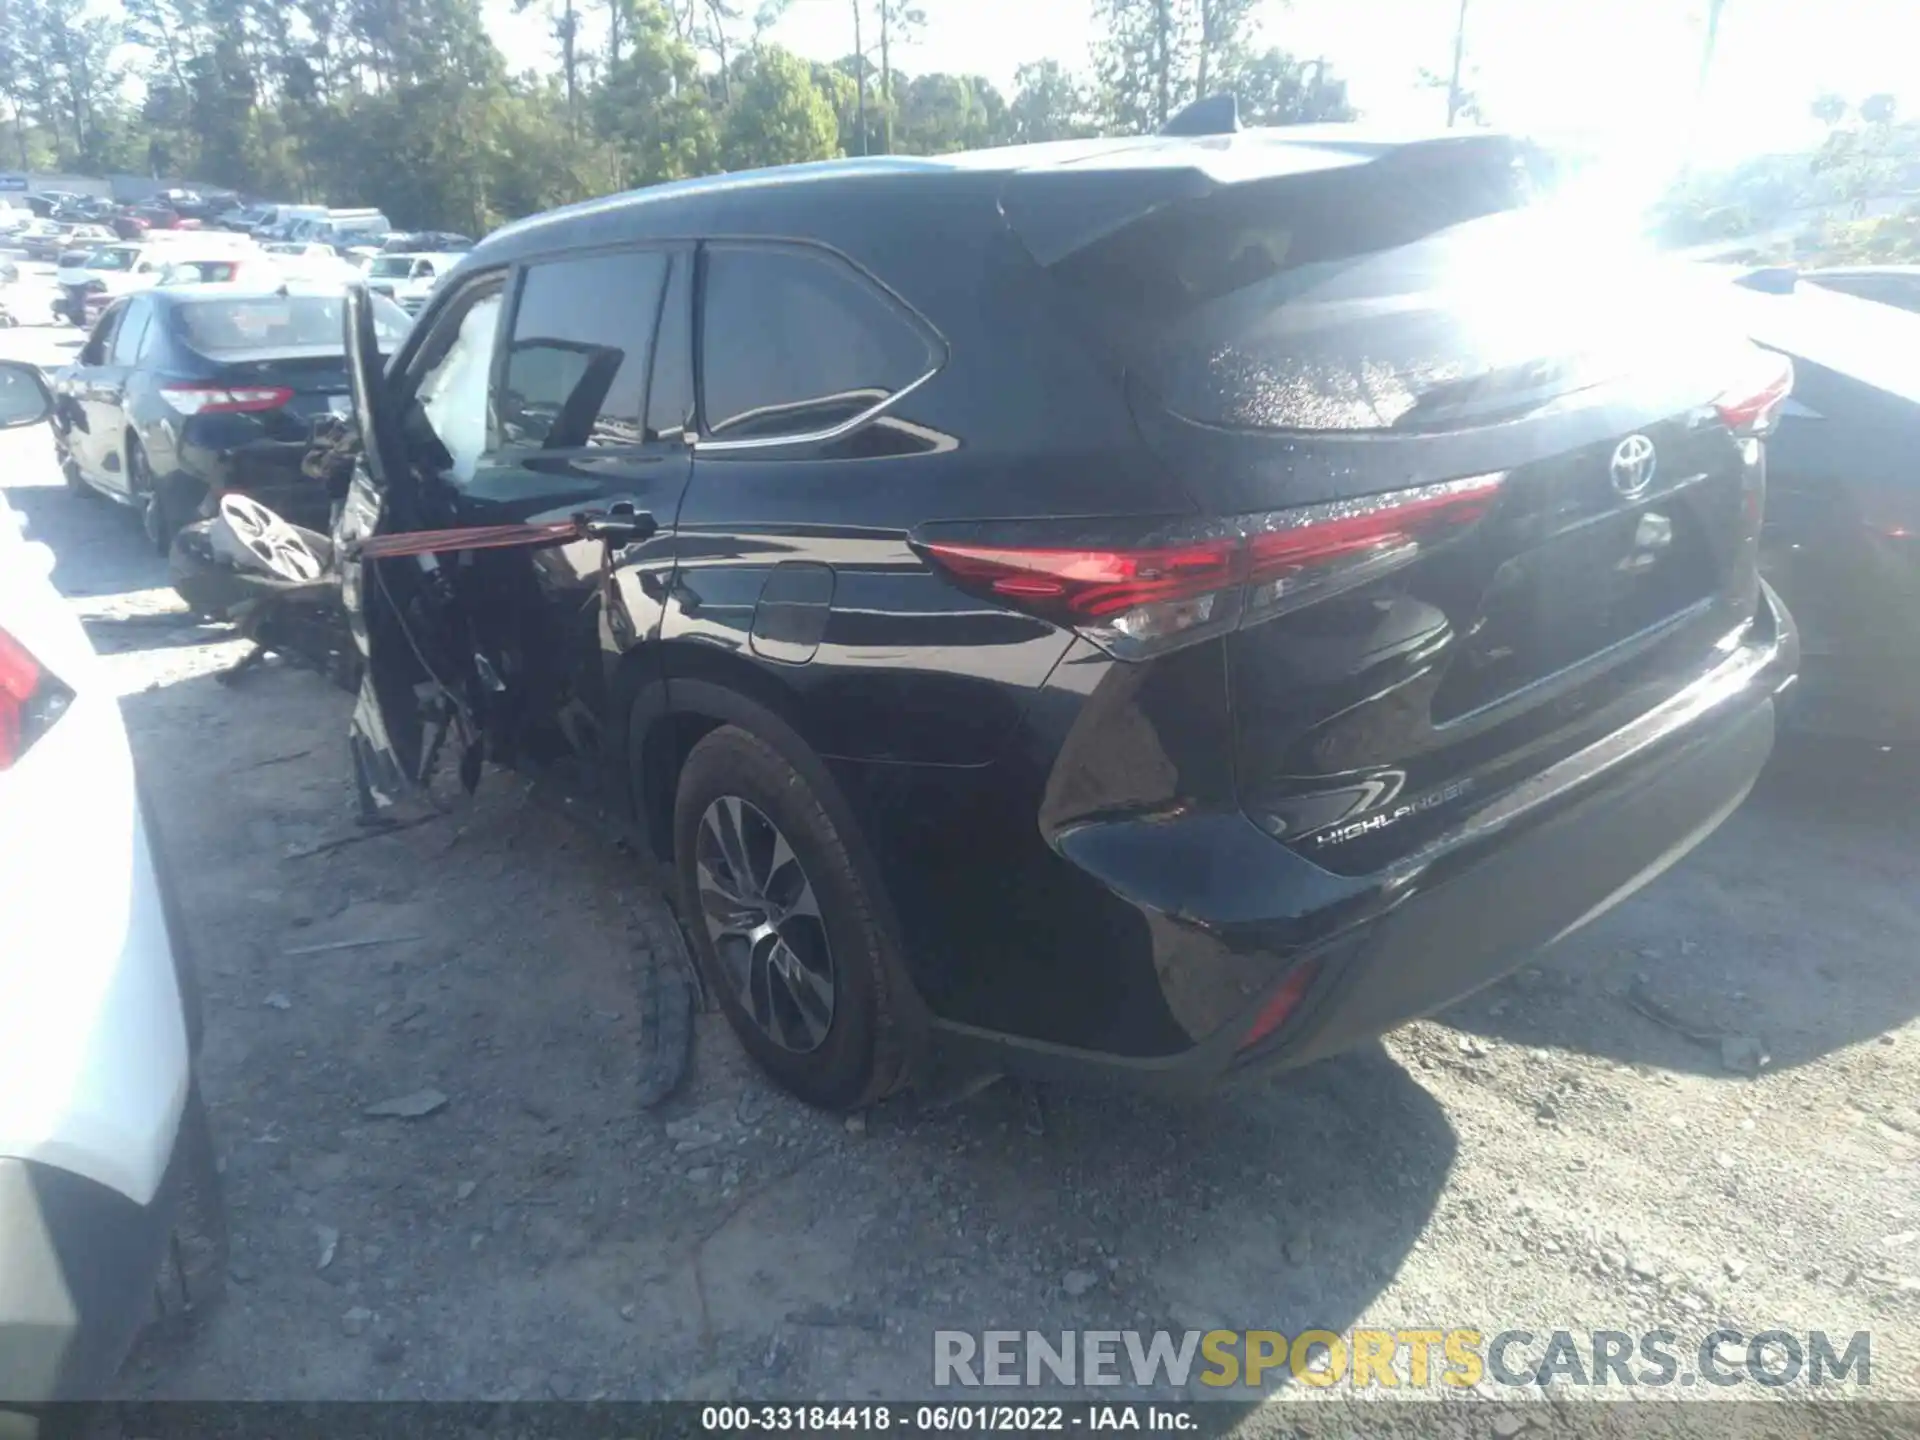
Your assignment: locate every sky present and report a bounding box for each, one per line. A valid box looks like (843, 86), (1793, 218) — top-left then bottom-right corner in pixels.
(488, 0), (1918, 174)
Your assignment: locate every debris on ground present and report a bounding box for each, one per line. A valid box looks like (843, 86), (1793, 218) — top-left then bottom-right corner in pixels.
(285, 934), (424, 958)
(362, 1088), (449, 1119)
(1623, 978), (1723, 1045)
(1020, 1082), (1048, 1137)
(1719, 1034), (1769, 1076)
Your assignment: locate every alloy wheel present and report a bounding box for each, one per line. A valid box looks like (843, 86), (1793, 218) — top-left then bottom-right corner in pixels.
(694, 795), (836, 1053)
(220, 493), (325, 582)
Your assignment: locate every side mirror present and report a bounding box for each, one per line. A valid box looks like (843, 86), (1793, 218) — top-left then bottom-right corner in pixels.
(0, 361), (53, 430)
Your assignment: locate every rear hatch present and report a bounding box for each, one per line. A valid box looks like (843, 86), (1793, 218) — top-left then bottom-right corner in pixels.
(1021, 135), (1778, 871)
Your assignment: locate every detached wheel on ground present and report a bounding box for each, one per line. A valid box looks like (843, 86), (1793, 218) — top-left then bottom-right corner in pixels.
(673, 723), (908, 1111)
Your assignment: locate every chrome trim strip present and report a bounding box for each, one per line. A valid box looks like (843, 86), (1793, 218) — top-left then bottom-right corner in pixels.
(693, 365), (941, 455)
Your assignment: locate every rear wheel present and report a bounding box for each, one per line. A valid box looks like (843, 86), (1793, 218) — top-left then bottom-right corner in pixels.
(673, 724), (908, 1110)
(57, 438), (93, 498)
(132, 439), (182, 554)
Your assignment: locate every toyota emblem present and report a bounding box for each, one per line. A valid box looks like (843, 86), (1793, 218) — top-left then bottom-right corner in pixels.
(1609, 434), (1657, 498)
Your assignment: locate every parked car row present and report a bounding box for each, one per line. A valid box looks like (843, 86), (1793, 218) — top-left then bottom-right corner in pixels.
(51, 230), (263, 327)
(24, 229), (456, 334)
(5, 193), (473, 273)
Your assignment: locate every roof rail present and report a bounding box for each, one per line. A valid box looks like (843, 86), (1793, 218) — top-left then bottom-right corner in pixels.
(1161, 93), (1240, 137)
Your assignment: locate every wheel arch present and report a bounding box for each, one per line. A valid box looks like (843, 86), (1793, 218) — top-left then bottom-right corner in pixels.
(643, 673), (934, 1096)
(613, 640), (815, 866)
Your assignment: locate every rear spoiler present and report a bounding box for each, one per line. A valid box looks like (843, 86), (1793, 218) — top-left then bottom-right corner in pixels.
(999, 129), (1532, 267)
(1162, 94), (1240, 136)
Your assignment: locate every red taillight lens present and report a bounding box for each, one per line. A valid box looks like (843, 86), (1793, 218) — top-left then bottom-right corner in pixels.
(1243, 474), (1504, 622)
(916, 473), (1503, 659)
(0, 628), (73, 770)
(924, 538), (1240, 617)
(1715, 348), (1795, 438)
(160, 383), (293, 415)
(1238, 962), (1319, 1052)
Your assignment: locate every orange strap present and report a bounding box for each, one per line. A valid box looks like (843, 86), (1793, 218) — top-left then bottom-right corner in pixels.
(354, 520), (584, 560)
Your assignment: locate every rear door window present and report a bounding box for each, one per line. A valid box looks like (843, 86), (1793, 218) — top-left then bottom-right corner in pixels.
(498, 248), (669, 450)
(698, 244), (938, 442)
(82, 305), (123, 366)
(110, 300), (150, 365)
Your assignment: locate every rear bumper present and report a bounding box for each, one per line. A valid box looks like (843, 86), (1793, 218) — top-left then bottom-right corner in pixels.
(935, 584), (1798, 1093)
(171, 433), (331, 533)
(0, 1108), (197, 1402)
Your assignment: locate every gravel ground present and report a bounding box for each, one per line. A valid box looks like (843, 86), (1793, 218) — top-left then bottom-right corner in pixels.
(2, 294), (1916, 1424)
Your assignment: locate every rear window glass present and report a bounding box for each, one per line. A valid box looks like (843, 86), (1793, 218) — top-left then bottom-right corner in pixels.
(172, 294), (409, 353)
(1050, 141), (1627, 433)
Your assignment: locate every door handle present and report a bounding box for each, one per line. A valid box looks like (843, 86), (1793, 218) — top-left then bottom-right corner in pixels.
(577, 501), (658, 547)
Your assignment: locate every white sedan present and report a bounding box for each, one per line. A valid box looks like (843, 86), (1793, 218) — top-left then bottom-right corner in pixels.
(0, 360), (223, 1400)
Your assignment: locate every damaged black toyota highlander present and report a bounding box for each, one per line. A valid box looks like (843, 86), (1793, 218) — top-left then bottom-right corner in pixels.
(331, 118), (1799, 1110)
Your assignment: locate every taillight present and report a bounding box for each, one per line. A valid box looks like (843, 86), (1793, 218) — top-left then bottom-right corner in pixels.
(0, 628), (74, 770)
(1715, 348), (1795, 437)
(160, 383), (293, 415)
(1242, 476), (1503, 622)
(916, 473), (1503, 659)
(1238, 962), (1320, 1052)
(917, 533), (1245, 653)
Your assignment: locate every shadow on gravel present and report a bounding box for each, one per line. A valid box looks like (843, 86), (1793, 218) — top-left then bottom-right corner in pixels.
(849, 1042), (1455, 1401)
(1454, 728), (1920, 1079)
(4, 481), (170, 603)
(110, 655), (1454, 1401)
(82, 612), (237, 656)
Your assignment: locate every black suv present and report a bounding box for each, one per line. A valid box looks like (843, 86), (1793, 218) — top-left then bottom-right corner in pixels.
(336, 126), (1798, 1110)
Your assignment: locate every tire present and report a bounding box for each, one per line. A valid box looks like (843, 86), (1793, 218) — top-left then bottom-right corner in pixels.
(673, 723), (909, 1110)
(147, 1081), (227, 1328)
(57, 440), (93, 498)
(132, 440), (179, 554)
